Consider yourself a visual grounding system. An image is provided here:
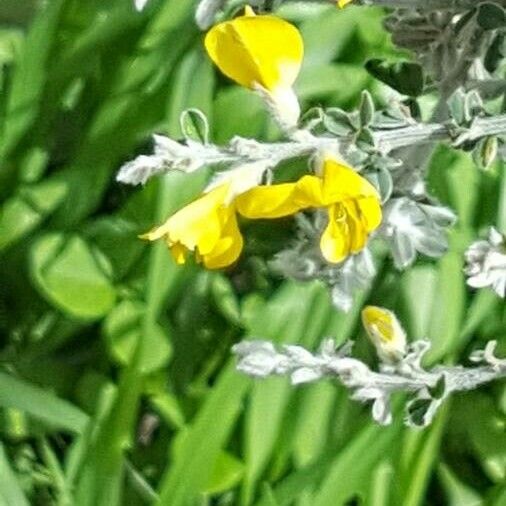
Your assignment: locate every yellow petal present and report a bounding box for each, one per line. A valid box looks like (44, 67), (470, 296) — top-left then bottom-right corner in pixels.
(337, 0), (354, 7)
(236, 182), (304, 219)
(169, 242), (188, 265)
(202, 211), (244, 269)
(204, 12), (303, 92)
(342, 200), (367, 253)
(293, 175), (325, 207)
(143, 184), (228, 248)
(320, 204), (350, 263)
(321, 159), (380, 204)
(357, 196), (382, 232)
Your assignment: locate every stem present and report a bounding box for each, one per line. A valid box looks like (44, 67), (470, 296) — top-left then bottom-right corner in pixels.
(118, 113), (506, 185)
(359, 0), (506, 8)
(294, 0), (506, 10)
(287, 0), (506, 8)
(375, 113), (506, 150)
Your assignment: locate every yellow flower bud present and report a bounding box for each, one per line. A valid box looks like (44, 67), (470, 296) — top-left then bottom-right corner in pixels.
(204, 7), (303, 127)
(361, 306), (407, 363)
(337, 0), (354, 7)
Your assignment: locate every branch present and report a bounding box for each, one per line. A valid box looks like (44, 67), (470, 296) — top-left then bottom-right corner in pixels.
(117, 114), (506, 185)
(232, 339), (506, 426)
(358, 0), (506, 7)
(297, 0), (506, 8)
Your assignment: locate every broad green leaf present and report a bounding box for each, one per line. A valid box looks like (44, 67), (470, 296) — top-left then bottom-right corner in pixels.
(477, 3), (506, 30)
(0, 0), (66, 163)
(438, 464), (483, 506)
(365, 59), (424, 97)
(213, 87), (268, 143)
(427, 146), (478, 228)
(30, 233), (117, 320)
(0, 179), (67, 251)
(296, 64), (370, 103)
(103, 299), (172, 372)
(300, 7), (357, 67)
(204, 452), (245, 495)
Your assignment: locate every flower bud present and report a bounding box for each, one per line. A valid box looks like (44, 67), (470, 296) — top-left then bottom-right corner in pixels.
(361, 306), (407, 363)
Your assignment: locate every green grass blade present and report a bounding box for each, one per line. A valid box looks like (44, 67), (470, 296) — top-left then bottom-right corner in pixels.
(312, 423), (400, 506)
(0, 371), (88, 433)
(156, 362), (251, 505)
(242, 283), (332, 504)
(0, 443), (30, 506)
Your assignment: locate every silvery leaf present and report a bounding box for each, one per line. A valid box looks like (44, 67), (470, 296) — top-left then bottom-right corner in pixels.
(291, 367), (322, 385)
(392, 230), (416, 269)
(372, 396), (393, 425)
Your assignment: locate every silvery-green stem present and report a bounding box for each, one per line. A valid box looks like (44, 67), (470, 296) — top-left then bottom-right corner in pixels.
(285, 0), (506, 8)
(117, 114), (506, 185)
(232, 339), (506, 426)
(359, 0), (506, 8)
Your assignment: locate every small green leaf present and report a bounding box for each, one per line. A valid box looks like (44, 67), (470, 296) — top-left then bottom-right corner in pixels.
(407, 398), (432, 427)
(477, 3), (506, 30)
(359, 90), (375, 127)
(103, 299), (172, 372)
(30, 233), (116, 320)
(365, 59), (424, 97)
(180, 108), (209, 143)
(366, 167), (393, 202)
(356, 127), (375, 149)
(473, 136), (498, 171)
(484, 34), (505, 72)
(428, 375), (446, 400)
(323, 108), (353, 136)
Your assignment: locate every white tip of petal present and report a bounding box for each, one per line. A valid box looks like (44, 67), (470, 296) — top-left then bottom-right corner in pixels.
(135, 0), (150, 11)
(257, 85), (300, 130)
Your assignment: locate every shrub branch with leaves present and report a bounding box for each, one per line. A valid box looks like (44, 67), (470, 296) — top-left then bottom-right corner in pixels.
(0, 0), (505, 504)
(118, 0), (506, 428)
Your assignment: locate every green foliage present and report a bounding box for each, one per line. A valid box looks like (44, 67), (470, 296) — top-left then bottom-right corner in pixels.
(0, 2), (503, 506)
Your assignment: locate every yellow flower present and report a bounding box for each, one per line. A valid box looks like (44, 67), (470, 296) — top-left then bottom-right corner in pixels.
(236, 159), (382, 263)
(141, 184), (243, 269)
(361, 306), (407, 363)
(337, 0), (354, 7)
(204, 6), (303, 127)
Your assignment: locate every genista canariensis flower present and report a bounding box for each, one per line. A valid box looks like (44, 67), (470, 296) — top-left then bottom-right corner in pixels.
(361, 306), (407, 363)
(140, 184), (243, 269)
(142, 159), (380, 269)
(237, 159), (382, 264)
(204, 6), (303, 128)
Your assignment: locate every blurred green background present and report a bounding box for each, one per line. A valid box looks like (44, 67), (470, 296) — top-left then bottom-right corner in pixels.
(0, 1), (504, 505)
